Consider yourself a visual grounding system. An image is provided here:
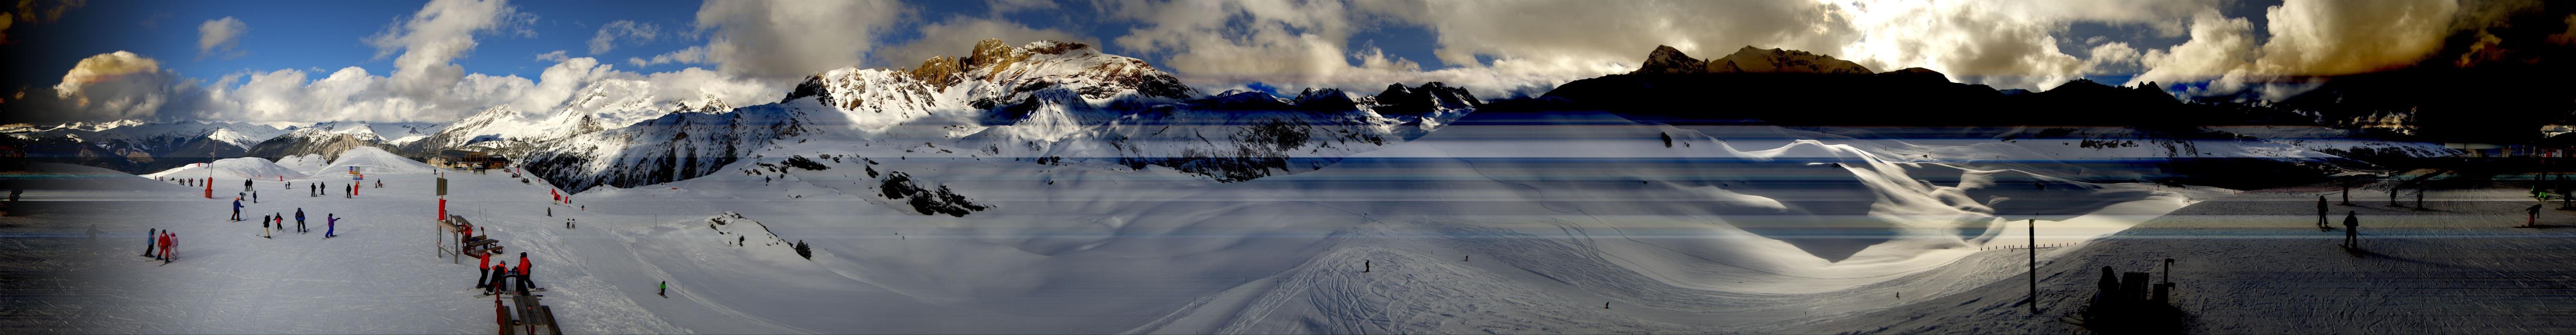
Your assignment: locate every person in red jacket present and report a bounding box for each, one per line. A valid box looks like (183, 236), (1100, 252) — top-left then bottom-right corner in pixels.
(514, 252), (538, 292)
(474, 251), (492, 289)
(159, 233), (175, 262)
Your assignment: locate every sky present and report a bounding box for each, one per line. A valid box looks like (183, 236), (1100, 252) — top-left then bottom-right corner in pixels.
(0, 0), (2517, 125)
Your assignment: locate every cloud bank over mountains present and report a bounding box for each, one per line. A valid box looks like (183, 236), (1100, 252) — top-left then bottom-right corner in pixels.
(8, 0), (2523, 125)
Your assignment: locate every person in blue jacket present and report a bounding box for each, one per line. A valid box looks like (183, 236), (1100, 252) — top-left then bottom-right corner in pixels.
(230, 199), (243, 221)
(325, 214), (338, 238)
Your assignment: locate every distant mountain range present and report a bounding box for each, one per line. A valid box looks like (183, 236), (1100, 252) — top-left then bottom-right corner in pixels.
(2, 38), (2512, 191)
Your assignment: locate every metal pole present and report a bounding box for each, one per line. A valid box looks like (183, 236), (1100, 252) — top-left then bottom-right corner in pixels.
(2029, 218), (2037, 315)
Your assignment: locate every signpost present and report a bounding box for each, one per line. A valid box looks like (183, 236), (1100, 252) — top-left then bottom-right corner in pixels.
(349, 166), (363, 196)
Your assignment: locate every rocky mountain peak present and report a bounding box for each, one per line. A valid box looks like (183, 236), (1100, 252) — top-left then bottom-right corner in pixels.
(1631, 45), (1873, 75)
(1372, 82), (1480, 118)
(911, 56), (964, 90)
(1708, 46), (1872, 74)
(1635, 45), (1710, 75)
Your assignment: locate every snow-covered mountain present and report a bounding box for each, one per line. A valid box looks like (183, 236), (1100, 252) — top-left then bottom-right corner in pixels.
(397, 81), (731, 157)
(518, 39), (1478, 197)
(0, 120), (291, 173)
(244, 127), (395, 162)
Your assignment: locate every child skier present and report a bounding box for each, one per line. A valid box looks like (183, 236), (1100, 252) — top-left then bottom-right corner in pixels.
(231, 198), (243, 221)
(485, 261), (509, 296)
(325, 214), (337, 238)
(143, 228), (156, 258)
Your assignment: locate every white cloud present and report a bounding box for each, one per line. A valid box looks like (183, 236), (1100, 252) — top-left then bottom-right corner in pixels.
(587, 20), (659, 55)
(534, 49), (569, 62)
(2135, 13), (2257, 92)
(2082, 42), (2142, 75)
(1827, 0), (2221, 91)
(875, 16), (1094, 67)
(197, 16), (247, 59)
(691, 0), (908, 79)
(627, 45), (708, 67)
(362, 0), (535, 101)
(1095, 0), (2221, 96)
(2252, 0), (2459, 75)
(2129, 0), (2462, 98)
(45, 51), (201, 121)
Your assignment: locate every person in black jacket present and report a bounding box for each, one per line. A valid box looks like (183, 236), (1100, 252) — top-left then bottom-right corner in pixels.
(2343, 211), (2361, 249)
(2316, 196), (2330, 230)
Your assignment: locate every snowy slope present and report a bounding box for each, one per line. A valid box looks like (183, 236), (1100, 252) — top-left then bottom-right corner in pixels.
(274, 154), (330, 175)
(139, 156), (309, 180)
(319, 147), (437, 175)
(526, 108), (2201, 333)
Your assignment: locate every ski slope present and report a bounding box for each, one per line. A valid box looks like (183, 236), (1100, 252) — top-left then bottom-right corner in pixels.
(42, 112), (2242, 333)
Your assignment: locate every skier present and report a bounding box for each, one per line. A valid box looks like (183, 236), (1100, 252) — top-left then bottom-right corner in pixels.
(2530, 203), (2546, 227)
(474, 251), (492, 289)
(2316, 196), (2330, 230)
(142, 228), (157, 258)
(2343, 211), (2361, 249)
(230, 198), (243, 221)
(1362, 260), (1371, 273)
(252, 191), (258, 203)
(659, 280), (667, 297)
(2417, 188), (2427, 209)
(158, 232), (173, 262)
(262, 214), (272, 230)
(515, 252), (537, 292)
(295, 208), (307, 234)
(325, 214), (337, 238)
(243, 179), (251, 191)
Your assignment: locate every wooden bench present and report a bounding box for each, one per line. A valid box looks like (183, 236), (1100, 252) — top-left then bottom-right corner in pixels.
(503, 292), (561, 335)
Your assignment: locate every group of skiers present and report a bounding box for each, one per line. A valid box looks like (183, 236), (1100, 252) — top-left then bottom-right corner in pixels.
(254, 208), (336, 238)
(476, 252), (542, 295)
(142, 228), (178, 263)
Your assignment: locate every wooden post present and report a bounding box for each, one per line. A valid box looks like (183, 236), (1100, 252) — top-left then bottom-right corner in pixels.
(2029, 218), (2038, 315)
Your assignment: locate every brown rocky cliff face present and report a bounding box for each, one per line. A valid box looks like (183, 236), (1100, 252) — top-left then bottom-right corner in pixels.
(1707, 46), (1873, 74)
(910, 56), (962, 90)
(964, 38), (1034, 80)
